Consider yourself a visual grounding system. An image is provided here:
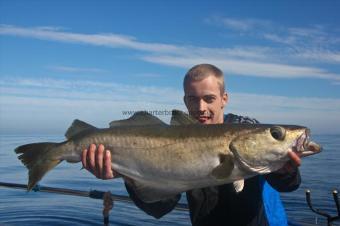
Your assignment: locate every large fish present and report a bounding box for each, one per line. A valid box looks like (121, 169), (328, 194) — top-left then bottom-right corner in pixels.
(15, 110), (321, 202)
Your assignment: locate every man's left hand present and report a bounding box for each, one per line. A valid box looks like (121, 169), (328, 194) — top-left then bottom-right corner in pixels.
(276, 150), (301, 174)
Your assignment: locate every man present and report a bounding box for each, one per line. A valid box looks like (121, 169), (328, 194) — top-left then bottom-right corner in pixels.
(82, 64), (301, 226)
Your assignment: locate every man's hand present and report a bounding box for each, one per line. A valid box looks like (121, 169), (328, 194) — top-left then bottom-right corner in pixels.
(276, 150), (302, 174)
(82, 144), (117, 179)
(287, 151), (301, 166)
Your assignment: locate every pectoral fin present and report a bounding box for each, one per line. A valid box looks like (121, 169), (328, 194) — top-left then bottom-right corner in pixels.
(233, 179), (244, 193)
(211, 154), (234, 180)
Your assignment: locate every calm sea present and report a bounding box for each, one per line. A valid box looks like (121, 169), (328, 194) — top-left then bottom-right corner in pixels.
(0, 134), (339, 226)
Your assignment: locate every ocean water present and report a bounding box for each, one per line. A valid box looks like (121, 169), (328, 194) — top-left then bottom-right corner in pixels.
(0, 134), (339, 226)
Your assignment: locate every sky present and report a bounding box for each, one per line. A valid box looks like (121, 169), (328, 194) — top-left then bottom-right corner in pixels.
(0, 0), (340, 134)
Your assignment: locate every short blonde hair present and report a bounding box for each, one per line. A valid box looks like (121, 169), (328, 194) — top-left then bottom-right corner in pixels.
(183, 64), (225, 95)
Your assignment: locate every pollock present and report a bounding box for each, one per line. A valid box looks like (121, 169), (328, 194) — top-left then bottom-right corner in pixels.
(15, 110), (321, 202)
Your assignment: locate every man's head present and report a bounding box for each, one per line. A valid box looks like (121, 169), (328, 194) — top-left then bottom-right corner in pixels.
(183, 64), (228, 124)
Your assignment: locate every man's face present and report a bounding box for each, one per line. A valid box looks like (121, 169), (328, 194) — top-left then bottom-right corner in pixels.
(184, 75), (228, 124)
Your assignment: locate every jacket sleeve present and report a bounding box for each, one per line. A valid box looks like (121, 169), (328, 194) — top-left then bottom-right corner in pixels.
(264, 166), (301, 192)
(125, 182), (181, 218)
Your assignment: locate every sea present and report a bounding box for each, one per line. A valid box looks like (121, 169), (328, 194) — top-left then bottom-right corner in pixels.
(0, 134), (339, 226)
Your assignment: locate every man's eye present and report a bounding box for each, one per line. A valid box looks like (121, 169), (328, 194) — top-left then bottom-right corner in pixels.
(188, 97), (198, 102)
(204, 96), (215, 103)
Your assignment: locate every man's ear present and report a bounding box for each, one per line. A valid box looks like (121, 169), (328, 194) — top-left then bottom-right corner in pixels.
(183, 96), (189, 108)
(222, 92), (228, 108)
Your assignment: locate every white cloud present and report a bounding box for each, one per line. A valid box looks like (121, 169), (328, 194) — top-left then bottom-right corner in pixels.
(227, 93), (340, 134)
(205, 16), (271, 32)
(229, 92), (340, 112)
(207, 16), (340, 47)
(184, 46), (274, 61)
(1, 24), (339, 81)
(0, 77), (184, 134)
(293, 49), (340, 64)
(0, 25), (183, 53)
(263, 33), (296, 46)
(132, 73), (164, 78)
(263, 33), (340, 63)
(0, 77), (339, 134)
(219, 18), (253, 31)
(48, 65), (108, 74)
(287, 27), (329, 41)
(0, 95), (183, 134)
(0, 77), (183, 104)
(206, 17), (340, 65)
(142, 55), (340, 80)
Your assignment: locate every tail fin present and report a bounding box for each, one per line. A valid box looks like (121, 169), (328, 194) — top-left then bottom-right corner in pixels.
(15, 142), (61, 191)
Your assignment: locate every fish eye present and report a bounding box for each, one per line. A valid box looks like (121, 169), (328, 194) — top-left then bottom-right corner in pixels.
(270, 126), (286, 141)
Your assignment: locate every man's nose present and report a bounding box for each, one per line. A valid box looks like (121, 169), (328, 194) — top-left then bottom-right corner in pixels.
(198, 99), (207, 112)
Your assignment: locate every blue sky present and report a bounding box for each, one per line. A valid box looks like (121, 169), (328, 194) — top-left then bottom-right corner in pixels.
(0, 0), (340, 134)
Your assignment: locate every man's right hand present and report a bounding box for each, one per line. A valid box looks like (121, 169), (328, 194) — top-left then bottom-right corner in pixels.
(82, 144), (117, 179)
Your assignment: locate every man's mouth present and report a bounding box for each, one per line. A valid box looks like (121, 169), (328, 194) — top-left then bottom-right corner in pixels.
(197, 116), (211, 123)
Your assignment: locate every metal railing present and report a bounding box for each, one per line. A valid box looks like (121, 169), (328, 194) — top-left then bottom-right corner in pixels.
(306, 189), (340, 226)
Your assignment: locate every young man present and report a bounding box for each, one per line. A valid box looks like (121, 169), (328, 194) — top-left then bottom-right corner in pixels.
(82, 64), (301, 226)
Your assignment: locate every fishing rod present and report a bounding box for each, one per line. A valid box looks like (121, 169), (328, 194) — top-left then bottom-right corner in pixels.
(0, 181), (188, 211)
(0, 181), (189, 226)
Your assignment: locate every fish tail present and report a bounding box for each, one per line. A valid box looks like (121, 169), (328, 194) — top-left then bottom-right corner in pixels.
(15, 142), (62, 191)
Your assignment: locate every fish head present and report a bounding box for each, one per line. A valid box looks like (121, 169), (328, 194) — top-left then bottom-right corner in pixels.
(229, 125), (322, 174)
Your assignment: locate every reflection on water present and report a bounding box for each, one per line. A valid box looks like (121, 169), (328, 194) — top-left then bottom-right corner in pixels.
(0, 134), (339, 225)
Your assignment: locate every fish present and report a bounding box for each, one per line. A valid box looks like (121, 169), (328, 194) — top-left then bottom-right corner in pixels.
(15, 110), (321, 203)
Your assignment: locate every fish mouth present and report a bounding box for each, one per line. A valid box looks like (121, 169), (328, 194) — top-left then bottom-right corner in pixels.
(294, 129), (322, 157)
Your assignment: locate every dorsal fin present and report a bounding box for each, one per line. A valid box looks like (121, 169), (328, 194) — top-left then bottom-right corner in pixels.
(65, 119), (97, 139)
(170, 109), (198, 125)
(109, 111), (166, 127)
